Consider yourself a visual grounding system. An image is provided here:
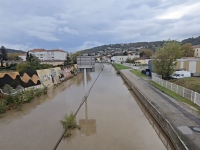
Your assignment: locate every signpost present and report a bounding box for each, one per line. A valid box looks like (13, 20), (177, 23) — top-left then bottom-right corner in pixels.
(77, 54), (95, 93)
(76, 54), (96, 136)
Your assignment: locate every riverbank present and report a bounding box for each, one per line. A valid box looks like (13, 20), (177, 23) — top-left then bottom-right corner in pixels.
(0, 73), (78, 114)
(120, 69), (200, 150)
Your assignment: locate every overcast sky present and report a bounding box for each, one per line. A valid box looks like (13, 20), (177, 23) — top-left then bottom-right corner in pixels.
(0, 0), (200, 52)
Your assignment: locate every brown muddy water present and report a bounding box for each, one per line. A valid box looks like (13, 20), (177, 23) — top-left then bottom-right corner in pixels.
(0, 64), (169, 150)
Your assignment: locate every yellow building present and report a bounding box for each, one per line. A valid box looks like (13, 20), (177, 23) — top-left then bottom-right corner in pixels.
(176, 58), (200, 73)
(193, 45), (200, 57)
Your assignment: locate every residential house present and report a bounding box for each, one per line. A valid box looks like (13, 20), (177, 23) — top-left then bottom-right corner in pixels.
(193, 45), (200, 57)
(112, 54), (140, 63)
(18, 53), (27, 61)
(148, 57), (200, 75)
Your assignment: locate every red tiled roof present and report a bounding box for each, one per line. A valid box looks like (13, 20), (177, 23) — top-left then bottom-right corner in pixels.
(29, 49), (46, 52)
(192, 45), (200, 48)
(29, 49), (67, 53)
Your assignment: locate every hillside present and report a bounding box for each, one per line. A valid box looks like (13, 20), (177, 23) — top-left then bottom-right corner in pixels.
(81, 36), (200, 54)
(6, 48), (26, 53)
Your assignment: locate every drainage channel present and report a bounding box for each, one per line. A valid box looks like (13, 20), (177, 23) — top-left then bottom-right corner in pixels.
(123, 80), (176, 150)
(52, 65), (104, 150)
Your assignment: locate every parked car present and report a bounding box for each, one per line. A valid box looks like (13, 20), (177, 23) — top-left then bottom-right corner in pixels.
(171, 71), (191, 79)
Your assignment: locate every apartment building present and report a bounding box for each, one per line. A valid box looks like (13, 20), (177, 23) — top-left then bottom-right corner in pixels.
(111, 54), (140, 63)
(28, 49), (68, 61)
(193, 45), (200, 57)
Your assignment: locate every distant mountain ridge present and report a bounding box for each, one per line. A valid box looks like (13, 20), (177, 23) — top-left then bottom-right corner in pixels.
(6, 48), (26, 53)
(81, 36), (200, 53)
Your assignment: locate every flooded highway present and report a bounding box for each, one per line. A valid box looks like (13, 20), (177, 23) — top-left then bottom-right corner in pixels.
(0, 64), (168, 150)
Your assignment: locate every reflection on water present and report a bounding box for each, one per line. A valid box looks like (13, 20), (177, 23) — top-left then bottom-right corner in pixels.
(0, 72), (92, 123)
(79, 100), (96, 136)
(63, 99), (97, 143)
(74, 73), (92, 86)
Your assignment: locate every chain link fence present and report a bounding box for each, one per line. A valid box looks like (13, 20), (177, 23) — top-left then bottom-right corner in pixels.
(151, 73), (200, 106)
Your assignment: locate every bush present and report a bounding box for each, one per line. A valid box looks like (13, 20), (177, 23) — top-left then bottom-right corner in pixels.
(60, 112), (81, 138)
(4, 95), (15, 106)
(23, 90), (34, 103)
(0, 100), (7, 114)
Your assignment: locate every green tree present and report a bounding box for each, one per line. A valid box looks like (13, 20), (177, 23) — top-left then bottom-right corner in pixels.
(64, 54), (72, 66)
(139, 49), (153, 58)
(8, 53), (23, 61)
(181, 43), (194, 57)
(16, 62), (30, 72)
(26, 52), (30, 62)
(123, 51), (128, 56)
(17, 55), (41, 72)
(0, 46), (8, 67)
(70, 52), (81, 64)
(153, 39), (183, 79)
(126, 58), (131, 63)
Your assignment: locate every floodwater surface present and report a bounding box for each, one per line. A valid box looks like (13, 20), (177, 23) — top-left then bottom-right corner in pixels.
(57, 64), (166, 150)
(0, 68), (96, 150)
(0, 64), (167, 150)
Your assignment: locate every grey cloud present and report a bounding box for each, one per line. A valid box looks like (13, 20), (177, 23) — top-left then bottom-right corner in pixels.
(0, 0), (200, 50)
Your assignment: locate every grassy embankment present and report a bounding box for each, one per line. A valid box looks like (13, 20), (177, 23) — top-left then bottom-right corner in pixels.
(130, 70), (149, 79)
(112, 63), (131, 70)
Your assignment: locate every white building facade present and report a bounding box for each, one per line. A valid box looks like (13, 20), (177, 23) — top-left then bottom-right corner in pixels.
(27, 49), (68, 61)
(111, 54), (140, 63)
(18, 53), (26, 61)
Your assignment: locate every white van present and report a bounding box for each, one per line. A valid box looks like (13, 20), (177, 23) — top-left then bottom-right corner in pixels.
(171, 71), (191, 79)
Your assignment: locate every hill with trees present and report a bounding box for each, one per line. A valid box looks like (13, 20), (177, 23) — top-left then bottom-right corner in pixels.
(5, 48), (25, 53)
(81, 36), (200, 53)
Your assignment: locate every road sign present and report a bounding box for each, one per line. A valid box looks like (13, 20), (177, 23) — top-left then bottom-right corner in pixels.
(77, 56), (95, 72)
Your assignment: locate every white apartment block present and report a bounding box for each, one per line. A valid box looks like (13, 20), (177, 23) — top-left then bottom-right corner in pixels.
(27, 49), (68, 61)
(111, 54), (140, 63)
(193, 45), (200, 57)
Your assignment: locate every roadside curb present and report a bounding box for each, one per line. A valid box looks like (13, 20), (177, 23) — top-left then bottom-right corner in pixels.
(119, 70), (189, 150)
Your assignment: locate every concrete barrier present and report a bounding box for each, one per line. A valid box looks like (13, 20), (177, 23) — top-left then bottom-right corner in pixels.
(119, 71), (189, 150)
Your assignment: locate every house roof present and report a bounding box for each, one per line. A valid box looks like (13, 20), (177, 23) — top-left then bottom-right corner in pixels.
(29, 49), (46, 52)
(192, 45), (200, 48)
(47, 49), (67, 53)
(29, 49), (67, 53)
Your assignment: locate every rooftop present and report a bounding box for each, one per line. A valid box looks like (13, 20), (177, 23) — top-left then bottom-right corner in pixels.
(192, 45), (200, 48)
(29, 49), (67, 53)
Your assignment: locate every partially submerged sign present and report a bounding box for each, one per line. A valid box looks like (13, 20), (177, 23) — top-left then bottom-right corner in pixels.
(77, 56), (95, 72)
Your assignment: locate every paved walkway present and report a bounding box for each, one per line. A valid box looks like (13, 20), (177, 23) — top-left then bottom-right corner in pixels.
(121, 69), (200, 150)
